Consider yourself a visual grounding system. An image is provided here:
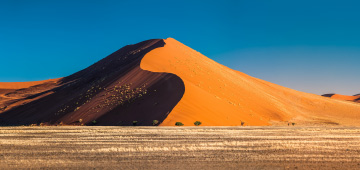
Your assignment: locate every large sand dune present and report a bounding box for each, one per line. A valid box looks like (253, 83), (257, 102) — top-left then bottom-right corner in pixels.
(0, 38), (359, 126)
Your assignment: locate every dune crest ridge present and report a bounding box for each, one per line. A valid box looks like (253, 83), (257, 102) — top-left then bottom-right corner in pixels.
(141, 38), (360, 126)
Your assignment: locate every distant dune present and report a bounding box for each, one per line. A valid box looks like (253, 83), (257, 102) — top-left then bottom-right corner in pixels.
(322, 93), (360, 103)
(1, 38), (360, 126)
(0, 79), (60, 89)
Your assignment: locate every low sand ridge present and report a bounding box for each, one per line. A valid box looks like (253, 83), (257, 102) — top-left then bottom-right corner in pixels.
(0, 78), (60, 89)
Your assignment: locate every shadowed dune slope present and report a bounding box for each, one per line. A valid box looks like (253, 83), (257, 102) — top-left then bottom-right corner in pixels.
(141, 38), (360, 126)
(0, 39), (184, 126)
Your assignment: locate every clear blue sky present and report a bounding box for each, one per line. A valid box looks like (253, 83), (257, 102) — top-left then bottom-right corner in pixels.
(1, 0), (359, 95)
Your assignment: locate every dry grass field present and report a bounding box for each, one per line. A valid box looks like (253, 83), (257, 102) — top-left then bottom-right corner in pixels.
(0, 126), (360, 169)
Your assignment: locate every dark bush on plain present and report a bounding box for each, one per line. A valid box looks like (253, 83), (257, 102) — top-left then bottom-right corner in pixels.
(175, 122), (184, 126)
(152, 120), (159, 126)
(194, 121), (202, 126)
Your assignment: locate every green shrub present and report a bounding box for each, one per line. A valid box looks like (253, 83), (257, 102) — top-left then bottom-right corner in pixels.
(133, 121), (138, 126)
(194, 121), (202, 126)
(175, 122), (184, 126)
(152, 120), (159, 126)
(91, 120), (97, 125)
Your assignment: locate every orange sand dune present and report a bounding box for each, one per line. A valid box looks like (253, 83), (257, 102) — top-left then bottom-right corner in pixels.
(0, 79), (60, 89)
(141, 38), (360, 126)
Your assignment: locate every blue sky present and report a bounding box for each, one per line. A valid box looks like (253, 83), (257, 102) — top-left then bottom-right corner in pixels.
(0, 0), (359, 95)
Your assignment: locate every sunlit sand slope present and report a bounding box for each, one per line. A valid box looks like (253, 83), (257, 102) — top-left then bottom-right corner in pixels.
(141, 38), (360, 126)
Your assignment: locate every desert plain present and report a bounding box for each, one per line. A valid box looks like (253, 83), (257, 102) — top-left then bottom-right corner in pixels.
(0, 126), (360, 169)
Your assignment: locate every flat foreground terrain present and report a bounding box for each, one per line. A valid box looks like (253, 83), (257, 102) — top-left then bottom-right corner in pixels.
(0, 127), (360, 169)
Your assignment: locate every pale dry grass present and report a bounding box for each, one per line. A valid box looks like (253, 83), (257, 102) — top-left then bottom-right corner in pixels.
(0, 126), (360, 169)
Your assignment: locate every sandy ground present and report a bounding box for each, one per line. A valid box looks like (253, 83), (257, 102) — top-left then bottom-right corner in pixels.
(0, 126), (360, 169)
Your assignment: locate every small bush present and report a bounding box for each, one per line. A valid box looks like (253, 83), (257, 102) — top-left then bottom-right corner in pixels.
(152, 120), (159, 126)
(292, 122), (295, 126)
(74, 107), (80, 111)
(91, 120), (97, 125)
(79, 119), (83, 123)
(133, 121), (138, 126)
(241, 121), (245, 126)
(175, 122), (184, 126)
(194, 121), (202, 126)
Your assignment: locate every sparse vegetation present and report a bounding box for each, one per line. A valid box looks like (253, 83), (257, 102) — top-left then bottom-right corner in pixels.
(194, 121), (202, 126)
(152, 120), (159, 126)
(91, 120), (97, 125)
(79, 119), (83, 123)
(0, 127), (358, 169)
(241, 121), (245, 126)
(175, 122), (184, 126)
(133, 121), (138, 126)
(292, 122), (296, 126)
